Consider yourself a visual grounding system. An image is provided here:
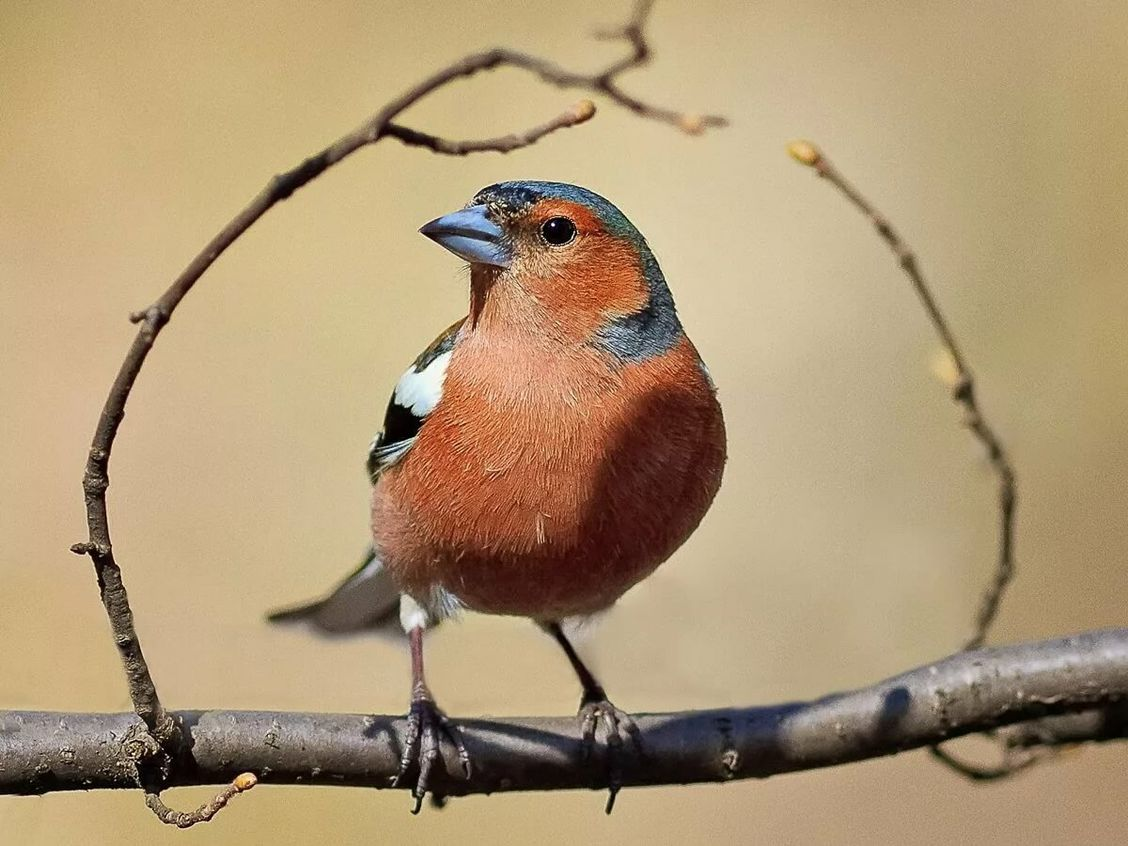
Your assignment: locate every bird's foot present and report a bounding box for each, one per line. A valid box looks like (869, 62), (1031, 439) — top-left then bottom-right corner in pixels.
(393, 689), (471, 814)
(578, 692), (642, 814)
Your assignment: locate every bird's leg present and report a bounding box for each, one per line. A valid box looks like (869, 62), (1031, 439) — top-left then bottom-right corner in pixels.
(544, 621), (640, 813)
(393, 624), (471, 813)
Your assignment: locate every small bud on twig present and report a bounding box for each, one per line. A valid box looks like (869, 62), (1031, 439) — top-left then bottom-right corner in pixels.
(930, 348), (961, 391)
(571, 99), (597, 123)
(787, 139), (822, 167)
(678, 113), (707, 135)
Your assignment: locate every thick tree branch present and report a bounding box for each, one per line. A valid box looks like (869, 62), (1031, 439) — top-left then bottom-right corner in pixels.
(2, 630), (1125, 797)
(64, 0), (719, 823)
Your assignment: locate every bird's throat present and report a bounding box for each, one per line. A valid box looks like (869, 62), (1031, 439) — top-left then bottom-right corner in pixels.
(468, 264), (501, 330)
(467, 264), (551, 337)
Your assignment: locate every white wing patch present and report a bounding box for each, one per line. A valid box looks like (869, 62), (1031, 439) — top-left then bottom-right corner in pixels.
(393, 350), (452, 417)
(367, 345), (454, 482)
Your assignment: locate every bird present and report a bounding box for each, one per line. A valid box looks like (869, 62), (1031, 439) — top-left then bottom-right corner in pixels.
(269, 181), (727, 812)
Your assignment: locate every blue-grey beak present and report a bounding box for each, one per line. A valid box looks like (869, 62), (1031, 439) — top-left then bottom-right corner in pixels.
(419, 205), (511, 268)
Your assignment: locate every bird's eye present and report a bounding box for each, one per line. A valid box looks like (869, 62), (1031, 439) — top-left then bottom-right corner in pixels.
(540, 216), (577, 246)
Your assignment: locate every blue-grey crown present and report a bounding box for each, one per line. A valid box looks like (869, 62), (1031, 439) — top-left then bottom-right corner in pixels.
(472, 181), (638, 241)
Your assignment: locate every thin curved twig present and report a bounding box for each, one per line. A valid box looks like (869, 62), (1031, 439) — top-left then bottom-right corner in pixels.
(144, 773), (258, 828)
(788, 139), (1025, 782)
(68, 0), (721, 824)
(384, 100), (596, 155)
(930, 697), (1128, 782)
(927, 743), (1054, 782)
(788, 140), (1017, 651)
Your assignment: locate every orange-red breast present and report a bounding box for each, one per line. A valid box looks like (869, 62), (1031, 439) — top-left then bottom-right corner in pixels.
(271, 181), (726, 812)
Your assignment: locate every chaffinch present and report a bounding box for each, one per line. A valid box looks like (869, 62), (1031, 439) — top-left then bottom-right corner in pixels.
(271, 181), (726, 811)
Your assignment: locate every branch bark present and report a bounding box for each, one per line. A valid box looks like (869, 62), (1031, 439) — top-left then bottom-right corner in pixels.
(3, 630), (1125, 797)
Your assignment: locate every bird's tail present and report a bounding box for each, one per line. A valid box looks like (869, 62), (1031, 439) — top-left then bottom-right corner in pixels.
(265, 545), (404, 638)
(265, 599), (327, 625)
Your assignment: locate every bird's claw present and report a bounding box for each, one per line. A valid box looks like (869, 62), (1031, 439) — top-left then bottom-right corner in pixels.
(577, 696), (641, 814)
(393, 694), (471, 814)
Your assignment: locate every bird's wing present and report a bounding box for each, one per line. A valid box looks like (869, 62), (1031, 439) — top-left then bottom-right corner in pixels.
(366, 317), (464, 483)
(266, 319), (464, 637)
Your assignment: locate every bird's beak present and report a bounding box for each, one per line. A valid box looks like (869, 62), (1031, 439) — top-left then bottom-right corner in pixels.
(419, 205), (511, 268)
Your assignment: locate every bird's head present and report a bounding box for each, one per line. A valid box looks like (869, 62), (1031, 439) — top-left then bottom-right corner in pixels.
(420, 181), (681, 354)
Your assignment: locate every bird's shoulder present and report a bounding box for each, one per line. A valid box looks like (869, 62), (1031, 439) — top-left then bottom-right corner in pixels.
(366, 318), (465, 482)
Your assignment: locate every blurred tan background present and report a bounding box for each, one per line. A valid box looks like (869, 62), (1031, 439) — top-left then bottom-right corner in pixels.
(2, 0), (1127, 843)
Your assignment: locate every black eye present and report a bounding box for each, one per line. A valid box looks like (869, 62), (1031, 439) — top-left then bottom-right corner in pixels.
(540, 216), (576, 246)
